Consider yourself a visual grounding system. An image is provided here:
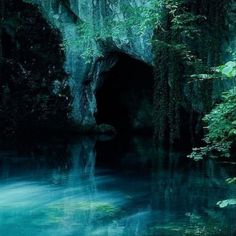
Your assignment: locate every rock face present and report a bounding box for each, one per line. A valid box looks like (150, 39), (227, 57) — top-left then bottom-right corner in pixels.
(24, 0), (236, 133)
(24, 0), (154, 131)
(0, 0), (70, 137)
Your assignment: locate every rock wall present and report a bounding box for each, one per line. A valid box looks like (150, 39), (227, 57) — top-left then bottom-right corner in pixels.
(0, 0), (70, 137)
(24, 0), (154, 129)
(24, 0), (236, 134)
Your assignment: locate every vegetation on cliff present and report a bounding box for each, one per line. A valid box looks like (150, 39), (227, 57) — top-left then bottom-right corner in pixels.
(189, 61), (236, 160)
(153, 0), (230, 148)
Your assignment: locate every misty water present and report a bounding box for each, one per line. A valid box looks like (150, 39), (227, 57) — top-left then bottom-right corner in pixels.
(0, 136), (235, 236)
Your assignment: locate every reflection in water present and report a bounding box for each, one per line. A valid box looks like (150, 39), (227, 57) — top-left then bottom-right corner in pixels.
(0, 137), (235, 236)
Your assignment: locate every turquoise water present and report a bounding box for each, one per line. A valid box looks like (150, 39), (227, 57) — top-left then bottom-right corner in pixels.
(0, 137), (235, 236)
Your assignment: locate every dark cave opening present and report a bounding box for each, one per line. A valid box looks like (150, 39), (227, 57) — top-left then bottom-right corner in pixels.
(95, 53), (154, 134)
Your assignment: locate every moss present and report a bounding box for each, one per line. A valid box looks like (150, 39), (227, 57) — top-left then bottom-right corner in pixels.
(31, 200), (122, 226)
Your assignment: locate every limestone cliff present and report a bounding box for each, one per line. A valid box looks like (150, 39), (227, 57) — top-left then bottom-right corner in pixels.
(24, 0), (236, 135)
(24, 0), (155, 129)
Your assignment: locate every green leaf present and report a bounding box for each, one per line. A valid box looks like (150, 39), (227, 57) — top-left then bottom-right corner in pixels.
(217, 199), (236, 208)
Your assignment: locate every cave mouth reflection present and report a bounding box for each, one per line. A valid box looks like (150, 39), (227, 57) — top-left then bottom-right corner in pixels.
(95, 52), (154, 134)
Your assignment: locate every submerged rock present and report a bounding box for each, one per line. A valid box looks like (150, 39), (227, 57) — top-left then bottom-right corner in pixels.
(95, 124), (117, 135)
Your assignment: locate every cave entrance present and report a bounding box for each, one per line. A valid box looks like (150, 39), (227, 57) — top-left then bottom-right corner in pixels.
(95, 53), (154, 134)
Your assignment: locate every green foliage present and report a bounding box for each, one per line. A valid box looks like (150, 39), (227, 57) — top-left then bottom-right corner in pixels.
(65, 0), (161, 62)
(217, 178), (236, 208)
(188, 61), (236, 161)
(188, 60), (236, 210)
(215, 61), (236, 78)
(226, 177), (236, 184)
(153, 0), (210, 146)
(153, 0), (230, 147)
(217, 198), (236, 208)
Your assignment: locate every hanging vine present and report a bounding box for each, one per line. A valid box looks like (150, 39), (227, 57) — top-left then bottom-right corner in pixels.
(153, 0), (230, 148)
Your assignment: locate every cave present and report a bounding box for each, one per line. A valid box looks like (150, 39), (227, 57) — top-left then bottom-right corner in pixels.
(95, 53), (154, 134)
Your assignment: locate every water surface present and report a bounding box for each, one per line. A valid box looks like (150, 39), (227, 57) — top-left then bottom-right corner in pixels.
(0, 136), (235, 236)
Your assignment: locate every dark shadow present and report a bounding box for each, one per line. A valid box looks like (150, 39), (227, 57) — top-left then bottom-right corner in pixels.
(95, 52), (154, 134)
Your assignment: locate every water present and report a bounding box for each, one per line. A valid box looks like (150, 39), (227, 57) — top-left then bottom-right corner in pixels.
(0, 136), (235, 236)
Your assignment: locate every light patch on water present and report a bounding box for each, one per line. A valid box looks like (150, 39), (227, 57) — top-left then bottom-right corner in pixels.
(0, 138), (235, 236)
(0, 172), (151, 236)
